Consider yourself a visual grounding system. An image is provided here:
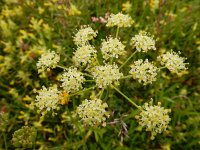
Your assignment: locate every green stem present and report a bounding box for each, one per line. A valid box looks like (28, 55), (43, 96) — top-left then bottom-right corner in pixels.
(84, 130), (92, 142)
(98, 88), (104, 99)
(120, 75), (133, 80)
(116, 26), (120, 38)
(70, 86), (96, 96)
(33, 128), (37, 150)
(95, 56), (100, 65)
(112, 85), (141, 110)
(110, 57), (114, 64)
(119, 50), (138, 69)
(56, 65), (68, 70)
(3, 133), (7, 150)
(84, 80), (95, 82)
(83, 73), (93, 78)
(104, 86), (110, 100)
(157, 66), (166, 70)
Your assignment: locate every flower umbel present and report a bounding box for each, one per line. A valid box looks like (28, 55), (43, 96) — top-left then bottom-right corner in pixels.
(92, 64), (123, 88)
(101, 37), (126, 60)
(35, 85), (60, 115)
(0, 112), (9, 132)
(129, 59), (158, 85)
(12, 126), (36, 148)
(106, 12), (134, 28)
(36, 50), (60, 73)
(73, 25), (98, 46)
(131, 31), (156, 52)
(60, 67), (85, 93)
(157, 50), (188, 75)
(76, 98), (109, 126)
(73, 44), (97, 66)
(135, 101), (171, 140)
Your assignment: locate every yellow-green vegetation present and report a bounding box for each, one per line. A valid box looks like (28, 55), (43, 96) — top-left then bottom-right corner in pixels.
(0, 0), (199, 149)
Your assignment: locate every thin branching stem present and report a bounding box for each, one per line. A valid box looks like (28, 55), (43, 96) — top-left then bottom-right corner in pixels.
(98, 88), (105, 99)
(119, 50), (138, 69)
(112, 85), (142, 110)
(95, 56), (100, 65)
(120, 75), (133, 80)
(3, 133), (7, 150)
(116, 26), (120, 38)
(83, 73), (94, 78)
(84, 80), (95, 82)
(157, 66), (167, 70)
(70, 86), (96, 96)
(56, 65), (68, 70)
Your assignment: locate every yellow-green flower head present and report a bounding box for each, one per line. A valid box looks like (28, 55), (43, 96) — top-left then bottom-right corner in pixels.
(60, 67), (85, 93)
(12, 126), (36, 148)
(73, 25), (98, 46)
(73, 44), (97, 66)
(135, 101), (171, 140)
(68, 4), (81, 16)
(157, 50), (188, 75)
(129, 59), (158, 85)
(149, 0), (159, 11)
(131, 31), (156, 52)
(101, 37), (126, 60)
(0, 112), (9, 132)
(122, 1), (132, 13)
(36, 50), (60, 73)
(92, 64), (123, 88)
(106, 12), (134, 28)
(35, 86), (60, 114)
(76, 98), (109, 126)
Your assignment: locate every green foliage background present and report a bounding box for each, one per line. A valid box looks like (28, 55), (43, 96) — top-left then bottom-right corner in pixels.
(0, 0), (200, 149)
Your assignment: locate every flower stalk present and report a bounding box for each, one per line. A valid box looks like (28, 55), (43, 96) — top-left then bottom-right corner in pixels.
(119, 50), (138, 69)
(111, 85), (141, 110)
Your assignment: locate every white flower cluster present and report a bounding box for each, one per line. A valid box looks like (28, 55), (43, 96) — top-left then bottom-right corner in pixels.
(35, 86), (60, 114)
(106, 12), (134, 28)
(101, 37), (125, 60)
(73, 44), (97, 66)
(73, 26), (98, 46)
(157, 50), (187, 75)
(36, 50), (60, 73)
(92, 64), (123, 88)
(131, 31), (156, 52)
(60, 67), (85, 93)
(135, 101), (171, 140)
(129, 59), (158, 85)
(76, 98), (109, 126)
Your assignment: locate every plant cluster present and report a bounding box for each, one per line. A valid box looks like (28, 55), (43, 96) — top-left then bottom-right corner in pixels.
(0, 0), (199, 149)
(34, 12), (187, 140)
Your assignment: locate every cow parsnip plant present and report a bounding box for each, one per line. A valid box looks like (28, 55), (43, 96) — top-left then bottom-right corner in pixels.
(34, 13), (187, 140)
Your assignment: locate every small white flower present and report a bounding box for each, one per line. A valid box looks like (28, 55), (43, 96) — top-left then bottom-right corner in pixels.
(92, 64), (123, 88)
(106, 12), (134, 28)
(101, 37), (125, 60)
(135, 101), (171, 140)
(131, 31), (156, 52)
(60, 67), (85, 93)
(129, 59), (158, 85)
(73, 45), (97, 66)
(73, 25), (98, 46)
(76, 98), (109, 126)
(157, 50), (188, 75)
(36, 50), (60, 73)
(35, 86), (60, 114)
